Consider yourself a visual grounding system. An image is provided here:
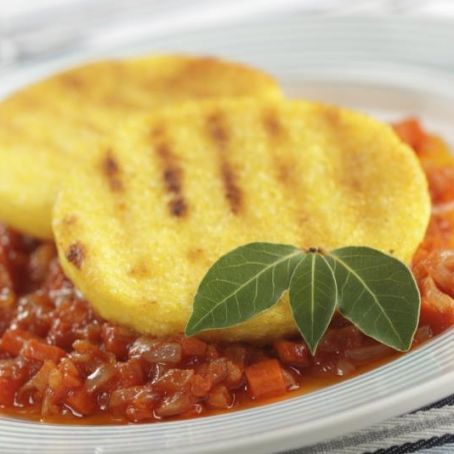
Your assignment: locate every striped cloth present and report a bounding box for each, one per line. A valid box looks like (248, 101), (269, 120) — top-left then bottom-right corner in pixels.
(295, 396), (454, 453)
(1, 2), (454, 453)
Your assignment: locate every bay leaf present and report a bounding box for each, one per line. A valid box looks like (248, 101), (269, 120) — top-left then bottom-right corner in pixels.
(329, 246), (420, 351)
(289, 252), (338, 354)
(185, 243), (304, 336)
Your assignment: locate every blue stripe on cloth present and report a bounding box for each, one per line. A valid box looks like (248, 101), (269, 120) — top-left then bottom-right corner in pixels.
(417, 395), (454, 412)
(369, 433), (454, 453)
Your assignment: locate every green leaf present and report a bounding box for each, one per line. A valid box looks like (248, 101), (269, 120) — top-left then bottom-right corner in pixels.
(328, 246), (420, 351)
(289, 252), (338, 355)
(185, 242), (304, 336)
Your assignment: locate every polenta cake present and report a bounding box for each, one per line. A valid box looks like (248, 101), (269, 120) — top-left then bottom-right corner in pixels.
(0, 55), (281, 239)
(53, 99), (429, 341)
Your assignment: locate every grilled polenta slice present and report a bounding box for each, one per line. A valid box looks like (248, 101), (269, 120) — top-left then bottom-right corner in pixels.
(53, 99), (430, 342)
(0, 55), (282, 239)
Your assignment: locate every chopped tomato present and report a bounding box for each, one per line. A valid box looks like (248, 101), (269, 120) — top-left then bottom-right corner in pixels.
(101, 325), (135, 360)
(126, 395), (155, 422)
(0, 329), (36, 355)
(393, 118), (427, 152)
(22, 339), (66, 364)
(425, 166), (454, 205)
(207, 385), (232, 409)
(58, 358), (82, 388)
(419, 277), (454, 334)
(180, 337), (207, 357)
(190, 374), (212, 397)
(155, 392), (194, 418)
(116, 359), (144, 388)
(154, 369), (194, 393)
(273, 340), (310, 367)
(0, 377), (20, 405)
(225, 360), (244, 389)
(65, 388), (97, 416)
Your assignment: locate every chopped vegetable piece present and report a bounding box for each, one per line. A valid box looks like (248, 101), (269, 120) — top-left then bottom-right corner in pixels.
(0, 377), (20, 405)
(65, 388), (97, 416)
(22, 339), (66, 364)
(245, 359), (286, 399)
(207, 385), (233, 409)
(155, 392), (194, 418)
(393, 118), (427, 152)
(1, 329), (36, 355)
(273, 340), (311, 367)
(180, 337), (207, 357)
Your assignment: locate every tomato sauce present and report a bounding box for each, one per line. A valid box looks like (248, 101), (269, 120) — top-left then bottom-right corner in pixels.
(0, 118), (453, 424)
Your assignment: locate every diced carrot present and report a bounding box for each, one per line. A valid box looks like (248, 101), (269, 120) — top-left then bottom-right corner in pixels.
(0, 329), (35, 356)
(22, 339), (66, 364)
(245, 359), (286, 399)
(392, 118), (427, 152)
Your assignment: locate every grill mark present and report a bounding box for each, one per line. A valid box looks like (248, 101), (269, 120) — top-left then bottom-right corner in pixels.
(152, 127), (188, 218)
(262, 111), (295, 187)
(320, 107), (365, 195)
(206, 113), (242, 214)
(66, 242), (85, 269)
(262, 110), (309, 230)
(102, 150), (123, 192)
(263, 110), (283, 138)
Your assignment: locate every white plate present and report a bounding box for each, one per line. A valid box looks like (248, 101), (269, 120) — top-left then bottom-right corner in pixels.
(1, 15), (454, 454)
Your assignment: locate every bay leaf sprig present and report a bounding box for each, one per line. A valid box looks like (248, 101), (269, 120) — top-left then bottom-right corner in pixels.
(185, 243), (420, 355)
(288, 251), (338, 354)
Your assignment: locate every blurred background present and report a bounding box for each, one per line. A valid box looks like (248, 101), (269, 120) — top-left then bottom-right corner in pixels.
(1, 0), (454, 100)
(1, 0), (454, 69)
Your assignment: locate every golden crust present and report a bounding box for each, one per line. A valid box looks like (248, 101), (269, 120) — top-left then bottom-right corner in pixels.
(0, 55), (282, 238)
(53, 99), (431, 342)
